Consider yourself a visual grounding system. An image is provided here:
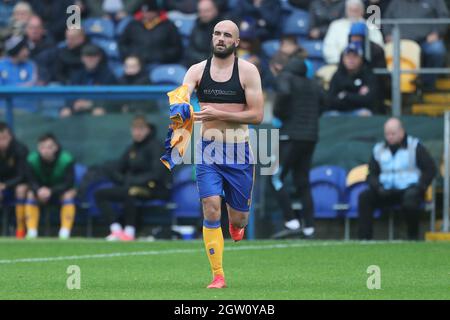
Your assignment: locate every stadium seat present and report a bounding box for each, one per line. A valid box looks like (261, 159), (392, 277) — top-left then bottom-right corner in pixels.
(261, 39), (280, 59)
(150, 64), (187, 85)
(91, 38), (120, 60)
(385, 40), (421, 93)
(83, 18), (115, 39)
(168, 12), (196, 38)
(309, 166), (348, 221)
(74, 163), (88, 187)
(282, 9), (310, 37)
(115, 16), (133, 37)
(300, 40), (324, 60)
(108, 60), (124, 78)
(171, 166), (201, 221)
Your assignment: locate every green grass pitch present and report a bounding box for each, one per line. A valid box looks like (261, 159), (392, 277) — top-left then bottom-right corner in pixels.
(0, 239), (449, 300)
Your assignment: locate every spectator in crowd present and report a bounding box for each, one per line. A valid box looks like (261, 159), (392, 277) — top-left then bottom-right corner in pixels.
(232, 0), (282, 41)
(237, 19), (262, 68)
(384, 0), (449, 90)
(60, 44), (116, 117)
(52, 28), (89, 84)
(269, 35), (307, 77)
(118, 55), (150, 86)
(325, 42), (378, 116)
(0, 35), (37, 86)
(118, 0), (183, 65)
(25, 15), (54, 59)
(323, 0), (384, 64)
(358, 118), (436, 240)
(27, 0), (75, 43)
(118, 55), (154, 113)
(25, 133), (77, 239)
(271, 55), (324, 240)
(0, 122), (28, 239)
(184, 0), (222, 67)
(348, 21), (388, 113)
(94, 115), (171, 241)
(309, 0), (346, 40)
(0, 1), (33, 50)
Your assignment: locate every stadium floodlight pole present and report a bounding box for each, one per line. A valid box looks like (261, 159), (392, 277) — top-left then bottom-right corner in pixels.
(391, 24), (401, 117)
(444, 111), (450, 232)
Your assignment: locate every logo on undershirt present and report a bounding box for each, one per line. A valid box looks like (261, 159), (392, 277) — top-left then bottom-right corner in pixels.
(203, 89), (237, 96)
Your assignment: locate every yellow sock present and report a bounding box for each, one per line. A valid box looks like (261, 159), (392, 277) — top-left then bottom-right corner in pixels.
(15, 201), (26, 232)
(25, 200), (40, 231)
(60, 201), (76, 230)
(203, 220), (224, 277)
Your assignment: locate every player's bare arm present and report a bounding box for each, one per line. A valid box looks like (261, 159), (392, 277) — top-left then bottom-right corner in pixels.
(194, 61), (264, 125)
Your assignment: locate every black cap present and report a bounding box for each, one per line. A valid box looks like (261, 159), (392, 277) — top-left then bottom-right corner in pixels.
(5, 35), (28, 57)
(81, 44), (103, 57)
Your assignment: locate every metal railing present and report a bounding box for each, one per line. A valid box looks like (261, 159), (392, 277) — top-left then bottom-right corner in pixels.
(372, 18), (450, 117)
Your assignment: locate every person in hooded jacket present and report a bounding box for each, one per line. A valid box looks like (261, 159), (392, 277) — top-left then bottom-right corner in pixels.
(270, 55), (324, 239)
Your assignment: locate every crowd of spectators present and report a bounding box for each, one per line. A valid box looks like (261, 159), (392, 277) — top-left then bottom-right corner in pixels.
(0, 0), (449, 117)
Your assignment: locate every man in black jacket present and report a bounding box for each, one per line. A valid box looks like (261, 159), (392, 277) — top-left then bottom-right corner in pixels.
(118, 0), (182, 65)
(271, 55), (324, 239)
(95, 115), (171, 241)
(358, 118), (436, 240)
(0, 122), (28, 238)
(325, 42), (379, 116)
(184, 0), (222, 67)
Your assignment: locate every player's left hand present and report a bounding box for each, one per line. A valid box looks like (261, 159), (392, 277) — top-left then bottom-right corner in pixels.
(194, 105), (221, 121)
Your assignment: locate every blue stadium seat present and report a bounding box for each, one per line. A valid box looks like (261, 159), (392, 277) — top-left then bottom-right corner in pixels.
(261, 39), (280, 59)
(171, 166), (201, 220)
(91, 38), (120, 60)
(170, 15), (195, 38)
(309, 165), (347, 219)
(74, 163), (88, 187)
(108, 60), (124, 78)
(83, 18), (115, 39)
(115, 16), (133, 37)
(300, 40), (324, 59)
(282, 9), (310, 36)
(150, 64), (187, 85)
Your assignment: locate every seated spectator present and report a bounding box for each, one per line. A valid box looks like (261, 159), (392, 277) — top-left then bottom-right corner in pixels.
(25, 15), (54, 59)
(118, 55), (154, 113)
(309, 0), (345, 40)
(384, 0), (449, 90)
(271, 56), (324, 240)
(348, 21), (388, 113)
(358, 118), (436, 240)
(118, 0), (183, 65)
(0, 0), (19, 29)
(0, 122), (28, 239)
(25, 133), (77, 239)
(323, 0), (384, 64)
(0, 1), (33, 50)
(232, 0), (282, 41)
(324, 42), (378, 116)
(237, 19), (262, 68)
(27, 0), (75, 43)
(269, 35), (307, 77)
(184, 0), (222, 67)
(118, 55), (150, 85)
(94, 115), (171, 241)
(52, 28), (89, 84)
(60, 44), (117, 117)
(0, 35), (37, 86)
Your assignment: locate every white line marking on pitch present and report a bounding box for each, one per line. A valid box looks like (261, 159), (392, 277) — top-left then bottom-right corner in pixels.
(0, 241), (407, 265)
